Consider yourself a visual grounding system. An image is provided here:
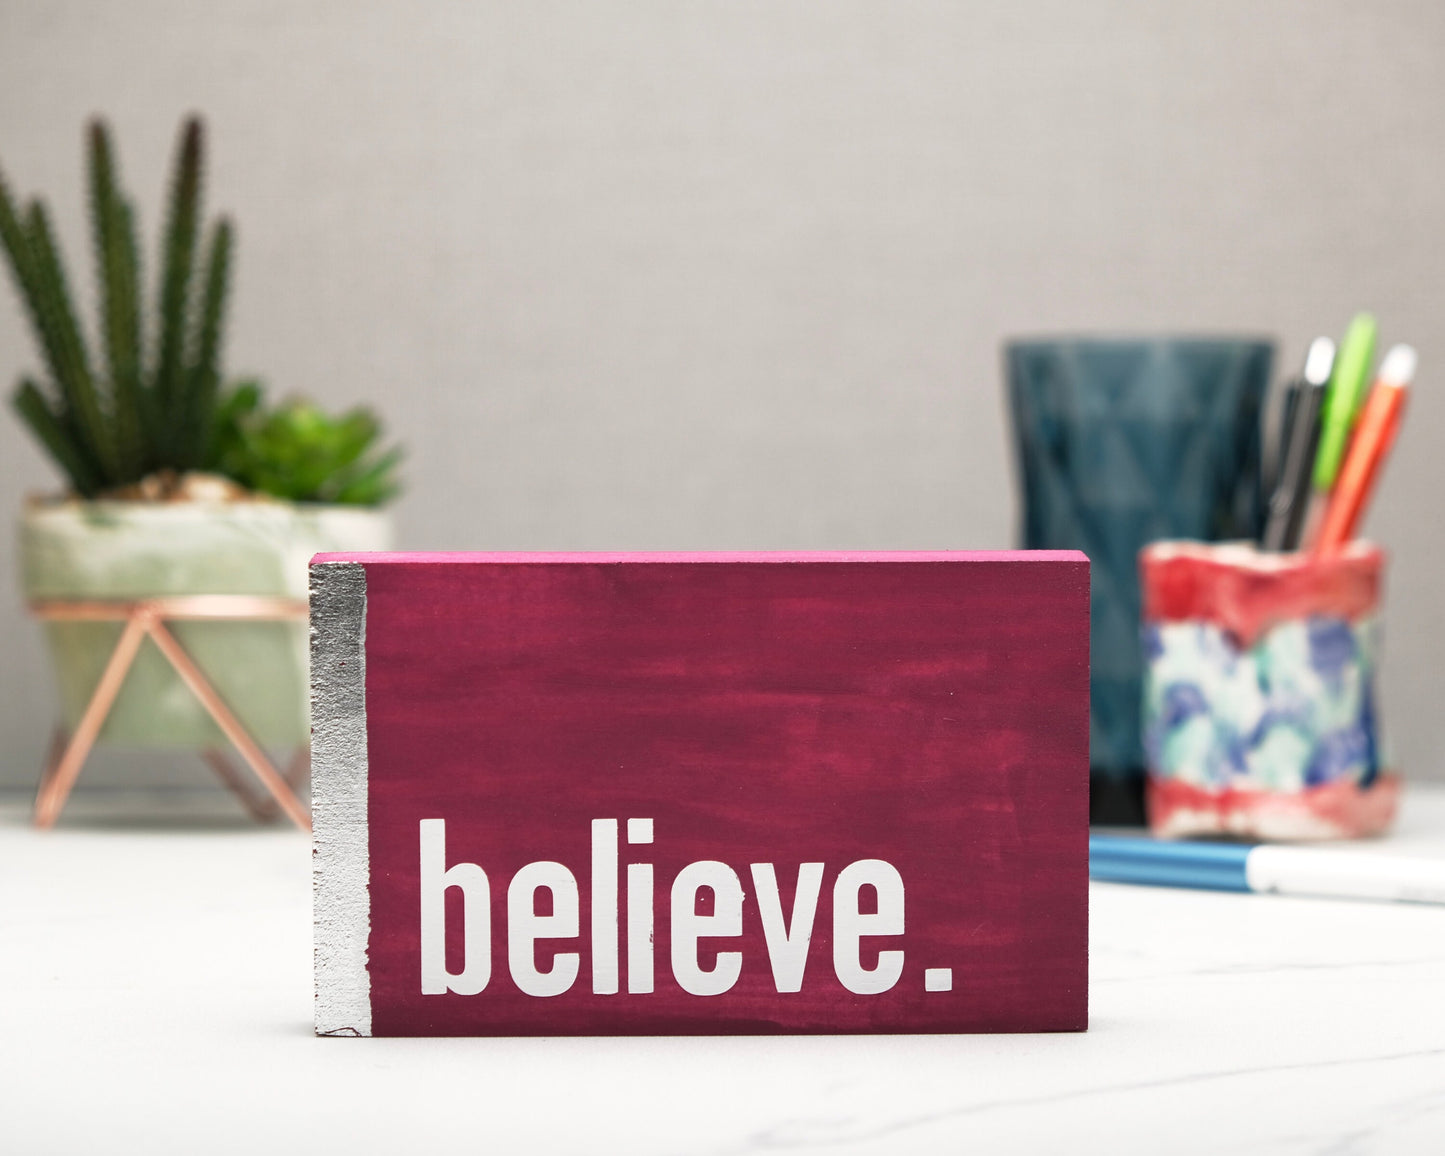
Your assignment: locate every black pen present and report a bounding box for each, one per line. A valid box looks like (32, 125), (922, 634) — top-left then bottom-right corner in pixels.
(1270, 378), (1302, 503)
(1261, 337), (1335, 551)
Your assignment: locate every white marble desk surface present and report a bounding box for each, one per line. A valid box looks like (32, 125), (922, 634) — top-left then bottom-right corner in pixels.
(3, 789), (1443, 1156)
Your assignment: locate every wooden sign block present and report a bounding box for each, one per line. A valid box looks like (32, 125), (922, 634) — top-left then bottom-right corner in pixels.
(311, 551), (1090, 1037)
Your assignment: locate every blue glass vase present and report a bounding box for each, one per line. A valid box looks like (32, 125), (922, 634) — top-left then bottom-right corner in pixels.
(1005, 337), (1274, 823)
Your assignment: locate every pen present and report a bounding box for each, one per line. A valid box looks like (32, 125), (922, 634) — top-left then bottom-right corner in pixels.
(1302, 313), (1377, 546)
(1314, 345), (1416, 554)
(1261, 337), (1334, 551)
(1090, 835), (1445, 906)
(1269, 377), (1301, 502)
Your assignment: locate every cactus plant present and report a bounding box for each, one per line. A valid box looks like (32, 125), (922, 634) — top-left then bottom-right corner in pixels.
(0, 116), (233, 495)
(1, 116), (400, 507)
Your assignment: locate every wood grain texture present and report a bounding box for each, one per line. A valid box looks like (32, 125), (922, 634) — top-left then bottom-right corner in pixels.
(318, 551), (1089, 1036)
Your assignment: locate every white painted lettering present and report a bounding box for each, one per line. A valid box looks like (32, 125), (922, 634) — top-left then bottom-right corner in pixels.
(832, 859), (905, 994)
(627, 862), (654, 993)
(750, 862), (824, 993)
(420, 821), (922, 1003)
(507, 861), (581, 997)
(591, 818), (619, 994)
(419, 818), (492, 996)
(670, 860), (744, 996)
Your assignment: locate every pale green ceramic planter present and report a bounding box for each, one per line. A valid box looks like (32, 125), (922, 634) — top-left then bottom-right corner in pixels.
(21, 500), (392, 748)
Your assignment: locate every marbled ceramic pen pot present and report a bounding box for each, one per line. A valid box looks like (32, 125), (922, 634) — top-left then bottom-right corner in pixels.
(1140, 540), (1396, 841)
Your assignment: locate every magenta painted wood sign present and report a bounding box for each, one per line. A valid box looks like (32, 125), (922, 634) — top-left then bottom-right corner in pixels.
(310, 551), (1090, 1037)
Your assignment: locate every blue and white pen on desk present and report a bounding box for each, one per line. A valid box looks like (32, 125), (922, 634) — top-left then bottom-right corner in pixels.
(1090, 835), (1445, 906)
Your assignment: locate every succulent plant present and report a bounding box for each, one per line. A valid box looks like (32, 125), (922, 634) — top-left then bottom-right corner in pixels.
(211, 382), (402, 506)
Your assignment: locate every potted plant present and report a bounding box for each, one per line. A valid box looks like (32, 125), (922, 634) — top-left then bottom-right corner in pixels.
(1, 116), (399, 763)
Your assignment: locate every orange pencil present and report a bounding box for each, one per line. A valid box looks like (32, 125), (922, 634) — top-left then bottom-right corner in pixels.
(1315, 344), (1416, 554)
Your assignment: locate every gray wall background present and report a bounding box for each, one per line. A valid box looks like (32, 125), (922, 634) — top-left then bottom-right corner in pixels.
(1, 0), (1442, 792)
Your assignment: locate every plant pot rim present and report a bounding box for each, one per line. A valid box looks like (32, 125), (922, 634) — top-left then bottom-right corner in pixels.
(23, 490), (391, 513)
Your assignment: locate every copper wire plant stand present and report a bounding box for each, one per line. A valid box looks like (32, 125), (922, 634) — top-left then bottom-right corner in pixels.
(29, 595), (312, 831)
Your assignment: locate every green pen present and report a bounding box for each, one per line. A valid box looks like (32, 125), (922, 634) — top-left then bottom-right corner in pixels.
(1312, 313), (1378, 493)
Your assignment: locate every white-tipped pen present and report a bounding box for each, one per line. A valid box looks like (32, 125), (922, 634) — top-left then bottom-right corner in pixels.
(1303, 336), (1336, 386)
(1378, 343), (1418, 388)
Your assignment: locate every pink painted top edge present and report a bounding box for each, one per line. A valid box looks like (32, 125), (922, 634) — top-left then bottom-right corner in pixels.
(312, 549), (1087, 565)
